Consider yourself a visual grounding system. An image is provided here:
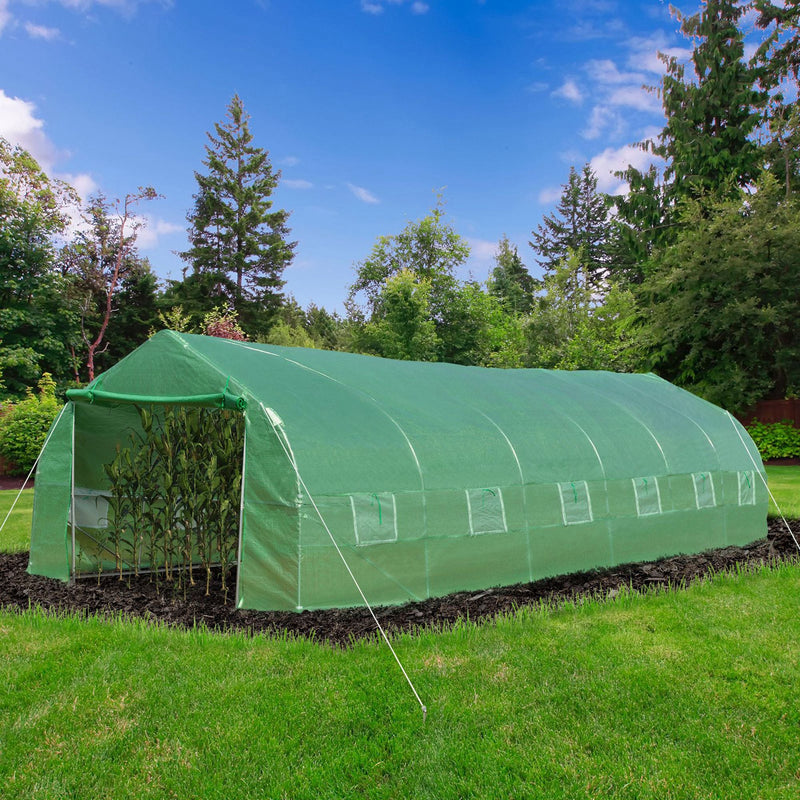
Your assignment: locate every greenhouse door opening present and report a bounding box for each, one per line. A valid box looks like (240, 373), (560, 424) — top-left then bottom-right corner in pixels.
(71, 404), (245, 599)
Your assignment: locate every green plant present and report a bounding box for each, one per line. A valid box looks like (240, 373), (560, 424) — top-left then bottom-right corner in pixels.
(745, 419), (800, 460)
(0, 373), (62, 476)
(100, 405), (244, 598)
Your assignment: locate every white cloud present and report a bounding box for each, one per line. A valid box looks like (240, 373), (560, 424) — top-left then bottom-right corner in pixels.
(465, 237), (497, 263)
(134, 216), (182, 250)
(0, 89), (98, 235)
(589, 135), (661, 193)
(0, 89), (59, 170)
(58, 171), (98, 201)
(585, 58), (645, 85)
(347, 183), (379, 204)
(607, 85), (661, 113)
(283, 178), (313, 190)
(279, 155), (300, 167)
(552, 79), (584, 105)
(626, 33), (692, 74)
(582, 105), (626, 140)
(361, 0), (430, 15)
(1, 1), (171, 37)
(538, 186), (562, 204)
(0, 0), (12, 34)
(25, 22), (61, 39)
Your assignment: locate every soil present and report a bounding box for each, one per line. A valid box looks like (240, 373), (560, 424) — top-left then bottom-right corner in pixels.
(1, 519), (797, 647)
(0, 476), (32, 491)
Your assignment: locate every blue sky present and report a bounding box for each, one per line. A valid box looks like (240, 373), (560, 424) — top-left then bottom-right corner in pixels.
(0, 0), (717, 311)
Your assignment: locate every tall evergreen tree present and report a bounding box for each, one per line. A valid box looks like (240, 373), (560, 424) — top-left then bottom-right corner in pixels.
(613, 1), (766, 276)
(753, 0), (800, 90)
(753, 2), (800, 198)
(530, 164), (611, 290)
(654, 0), (765, 201)
(182, 95), (295, 316)
(487, 235), (538, 314)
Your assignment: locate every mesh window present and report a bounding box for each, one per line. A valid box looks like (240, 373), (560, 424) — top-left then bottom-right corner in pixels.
(738, 470), (755, 506)
(73, 490), (110, 529)
(559, 481), (593, 525)
(466, 487), (506, 535)
(350, 493), (397, 546)
(692, 472), (716, 509)
(633, 476), (661, 517)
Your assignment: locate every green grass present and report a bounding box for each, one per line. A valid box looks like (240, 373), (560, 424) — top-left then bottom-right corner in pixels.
(0, 488), (33, 553)
(1, 477), (800, 797)
(765, 465), (800, 519)
(0, 562), (799, 799)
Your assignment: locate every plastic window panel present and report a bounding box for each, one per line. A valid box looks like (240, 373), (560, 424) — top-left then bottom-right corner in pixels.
(559, 481), (593, 526)
(738, 470), (756, 506)
(350, 493), (398, 546)
(73, 490), (110, 529)
(692, 472), (717, 509)
(466, 487), (507, 536)
(633, 476), (661, 517)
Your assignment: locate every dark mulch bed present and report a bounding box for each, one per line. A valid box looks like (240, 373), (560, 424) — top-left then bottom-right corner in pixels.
(0, 476), (32, 491)
(1, 519), (798, 646)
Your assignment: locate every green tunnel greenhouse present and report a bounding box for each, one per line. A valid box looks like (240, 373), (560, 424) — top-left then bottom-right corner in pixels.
(28, 330), (768, 611)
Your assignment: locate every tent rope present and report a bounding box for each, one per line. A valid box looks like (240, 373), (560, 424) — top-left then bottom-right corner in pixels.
(726, 412), (800, 554)
(0, 404), (68, 537)
(263, 405), (427, 721)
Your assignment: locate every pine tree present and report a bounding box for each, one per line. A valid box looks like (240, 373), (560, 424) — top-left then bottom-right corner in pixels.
(529, 164), (611, 290)
(753, 1), (800, 198)
(613, 1), (766, 276)
(651, 0), (765, 201)
(182, 95), (295, 315)
(487, 235), (538, 314)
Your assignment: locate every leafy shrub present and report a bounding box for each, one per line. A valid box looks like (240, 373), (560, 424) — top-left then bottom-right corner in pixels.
(745, 420), (800, 461)
(203, 307), (247, 341)
(0, 373), (62, 476)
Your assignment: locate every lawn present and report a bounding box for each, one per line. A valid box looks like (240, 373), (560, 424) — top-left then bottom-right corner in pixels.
(0, 488), (32, 553)
(765, 465), (800, 519)
(1, 562), (799, 799)
(1, 474), (799, 798)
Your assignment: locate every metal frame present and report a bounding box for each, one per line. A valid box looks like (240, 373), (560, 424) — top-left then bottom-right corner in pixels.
(234, 420), (247, 608)
(70, 405), (77, 583)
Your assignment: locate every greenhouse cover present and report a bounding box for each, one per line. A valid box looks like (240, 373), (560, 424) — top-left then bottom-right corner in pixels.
(29, 331), (767, 611)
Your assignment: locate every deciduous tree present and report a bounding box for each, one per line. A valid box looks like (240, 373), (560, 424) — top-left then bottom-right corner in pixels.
(0, 138), (79, 396)
(61, 189), (158, 382)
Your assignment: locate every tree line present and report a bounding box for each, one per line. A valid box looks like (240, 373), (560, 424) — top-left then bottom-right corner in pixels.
(1, 0), (799, 414)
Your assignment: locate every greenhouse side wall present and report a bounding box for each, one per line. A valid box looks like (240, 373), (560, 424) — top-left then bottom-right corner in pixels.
(289, 467), (768, 611)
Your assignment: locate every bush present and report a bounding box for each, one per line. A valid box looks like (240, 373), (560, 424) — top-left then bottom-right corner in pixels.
(745, 420), (800, 461)
(0, 373), (63, 476)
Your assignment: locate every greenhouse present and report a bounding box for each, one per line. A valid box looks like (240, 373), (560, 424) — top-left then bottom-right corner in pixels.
(28, 330), (768, 611)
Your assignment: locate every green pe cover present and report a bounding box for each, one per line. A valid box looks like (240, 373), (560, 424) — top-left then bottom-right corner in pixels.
(28, 331), (768, 611)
